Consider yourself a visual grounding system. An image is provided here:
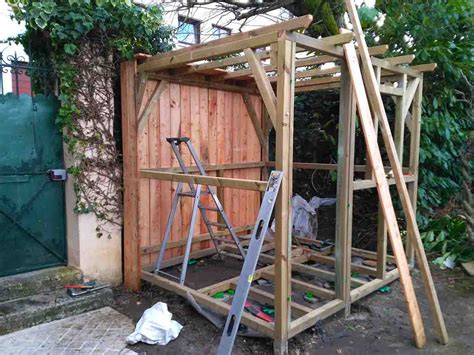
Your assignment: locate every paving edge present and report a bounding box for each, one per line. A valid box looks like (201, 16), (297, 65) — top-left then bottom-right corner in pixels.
(0, 267), (83, 303)
(0, 287), (114, 335)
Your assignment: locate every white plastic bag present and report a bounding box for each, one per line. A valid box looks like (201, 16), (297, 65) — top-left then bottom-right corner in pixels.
(292, 194), (317, 238)
(126, 302), (183, 345)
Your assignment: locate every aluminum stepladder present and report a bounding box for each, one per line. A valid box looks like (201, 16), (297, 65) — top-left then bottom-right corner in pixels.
(155, 137), (247, 285)
(217, 170), (283, 355)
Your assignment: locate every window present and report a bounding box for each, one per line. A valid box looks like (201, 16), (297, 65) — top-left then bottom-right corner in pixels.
(211, 25), (231, 40)
(177, 16), (201, 45)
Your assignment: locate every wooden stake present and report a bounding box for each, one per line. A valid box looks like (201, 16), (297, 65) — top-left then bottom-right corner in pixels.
(345, 0), (448, 345)
(344, 42), (426, 348)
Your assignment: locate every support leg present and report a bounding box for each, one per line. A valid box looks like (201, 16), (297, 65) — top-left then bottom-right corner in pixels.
(180, 185), (202, 285)
(274, 38), (295, 355)
(335, 61), (356, 316)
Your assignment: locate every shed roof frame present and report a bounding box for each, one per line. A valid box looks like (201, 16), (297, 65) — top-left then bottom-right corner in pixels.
(121, 12), (445, 354)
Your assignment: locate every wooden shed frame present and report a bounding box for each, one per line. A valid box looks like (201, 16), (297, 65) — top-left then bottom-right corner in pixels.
(121, 11), (446, 353)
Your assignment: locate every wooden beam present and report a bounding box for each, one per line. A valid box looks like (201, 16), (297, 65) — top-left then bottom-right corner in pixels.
(244, 48), (277, 127)
(140, 170), (268, 191)
(410, 63), (437, 72)
(139, 31), (281, 72)
(385, 54), (416, 65)
(353, 175), (416, 190)
(335, 60), (356, 316)
(141, 271), (275, 338)
(346, 0), (447, 345)
(344, 40), (426, 348)
(407, 79), (423, 265)
(135, 72), (148, 113)
(137, 80), (168, 133)
(273, 38), (295, 355)
(350, 269), (400, 302)
(284, 32), (345, 57)
(152, 161), (265, 173)
(289, 299), (345, 338)
(261, 269), (336, 300)
(402, 78), (421, 122)
(140, 224), (254, 255)
(379, 84), (404, 96)
(148, 73), (257, 94)
(371, 57), (421, 78)
(121, 60), (141, 291)
(215, 44), (388, 83)
(242, 93), (266, 148)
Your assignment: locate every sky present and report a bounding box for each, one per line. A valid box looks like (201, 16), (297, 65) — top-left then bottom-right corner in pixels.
(0, 0), (26, 93)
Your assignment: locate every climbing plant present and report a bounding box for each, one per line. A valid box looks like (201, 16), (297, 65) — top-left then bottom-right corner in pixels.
(8, 0), (173, 231)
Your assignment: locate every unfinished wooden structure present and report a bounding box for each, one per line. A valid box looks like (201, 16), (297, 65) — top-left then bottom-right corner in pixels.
(121, 5), (447, 353)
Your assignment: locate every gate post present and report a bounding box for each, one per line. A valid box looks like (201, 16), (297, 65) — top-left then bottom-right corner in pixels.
(121, 60), (141, 291)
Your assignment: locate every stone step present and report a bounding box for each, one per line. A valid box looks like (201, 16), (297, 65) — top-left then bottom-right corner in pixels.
(0, 287), (114, 335)
(0, 267), (83, 303)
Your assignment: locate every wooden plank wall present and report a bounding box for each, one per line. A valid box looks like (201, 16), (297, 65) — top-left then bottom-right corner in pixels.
(138, 82), (263, 264)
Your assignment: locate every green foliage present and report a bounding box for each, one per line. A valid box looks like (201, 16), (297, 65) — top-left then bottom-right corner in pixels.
(421, 215), (473, 268)
(8, 0), (173, 224)
(304, 0), (345, 36)
(364, 0), (473, 227)
(8, 0), (173, 60)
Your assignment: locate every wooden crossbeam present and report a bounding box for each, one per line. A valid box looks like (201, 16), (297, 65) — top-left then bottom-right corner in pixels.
(244, 48), (277, 127)
(213, 44), (388, 82)
(137, 80), (168, 133)
(140, 170), (268, 191)
(284, 32), (345, 57)
(402, 78), (421, 120)
(241, 93), (267, 147)
(346, 0), (448, 346)
(143, 15), (312, 64)
(139, 31), (281, 72)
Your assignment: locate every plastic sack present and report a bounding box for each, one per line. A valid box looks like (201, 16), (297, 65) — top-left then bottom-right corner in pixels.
(271, 194), (337, 239)
(292, 194), (317, 238)
(126, 302), (183, 345)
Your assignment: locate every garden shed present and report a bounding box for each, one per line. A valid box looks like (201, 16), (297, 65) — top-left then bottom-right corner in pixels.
(120, 4), (447, 353)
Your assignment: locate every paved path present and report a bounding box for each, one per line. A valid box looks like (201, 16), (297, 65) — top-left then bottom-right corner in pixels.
(0, 307), (136, 355)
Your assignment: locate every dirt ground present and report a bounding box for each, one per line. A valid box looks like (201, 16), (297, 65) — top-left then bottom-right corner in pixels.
(113, 257), (473, 355)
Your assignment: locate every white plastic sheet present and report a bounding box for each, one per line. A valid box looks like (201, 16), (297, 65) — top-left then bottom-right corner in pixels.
(126, 302), (183, 345)
(271, 194), (337, 239)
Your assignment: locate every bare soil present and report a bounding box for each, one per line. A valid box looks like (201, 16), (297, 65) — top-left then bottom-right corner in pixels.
(113, 257), (473, 355)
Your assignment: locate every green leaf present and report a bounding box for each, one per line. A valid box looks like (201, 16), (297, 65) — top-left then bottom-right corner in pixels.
(64, 43), (77, 55)
(34, 17), (48, 29)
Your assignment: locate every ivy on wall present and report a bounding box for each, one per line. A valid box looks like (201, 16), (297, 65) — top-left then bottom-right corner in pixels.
(8, 0), (173, 232)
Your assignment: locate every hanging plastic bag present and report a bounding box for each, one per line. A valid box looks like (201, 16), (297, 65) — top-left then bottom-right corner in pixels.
(126, 302), (183, 345)
(292, 194), (317, 238)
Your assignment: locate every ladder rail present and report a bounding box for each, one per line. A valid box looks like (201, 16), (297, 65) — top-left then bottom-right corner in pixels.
(155, 182), (183, 272)
(155, 137), (248, 286)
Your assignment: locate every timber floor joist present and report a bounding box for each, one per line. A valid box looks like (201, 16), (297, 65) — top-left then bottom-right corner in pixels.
(141, 237), (400, 341)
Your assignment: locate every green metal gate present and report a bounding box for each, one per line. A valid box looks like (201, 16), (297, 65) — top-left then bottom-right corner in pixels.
(0, 52), (66, 277)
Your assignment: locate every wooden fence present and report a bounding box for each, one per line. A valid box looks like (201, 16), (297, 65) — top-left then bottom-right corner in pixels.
(136, 82), (263, 265)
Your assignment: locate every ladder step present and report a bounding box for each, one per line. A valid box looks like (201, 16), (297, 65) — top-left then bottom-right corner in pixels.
(208, 221), (228, 228)
(178, 191), (197, 197)
(200, 206), (220, 212)
(179, 190), (211, 197)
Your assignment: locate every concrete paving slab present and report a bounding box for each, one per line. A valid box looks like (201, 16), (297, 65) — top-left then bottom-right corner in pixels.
(0, 307), (137, 355)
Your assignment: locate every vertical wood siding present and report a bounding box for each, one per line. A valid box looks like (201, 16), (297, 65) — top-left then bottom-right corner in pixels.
(138, 83), (262, 263)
